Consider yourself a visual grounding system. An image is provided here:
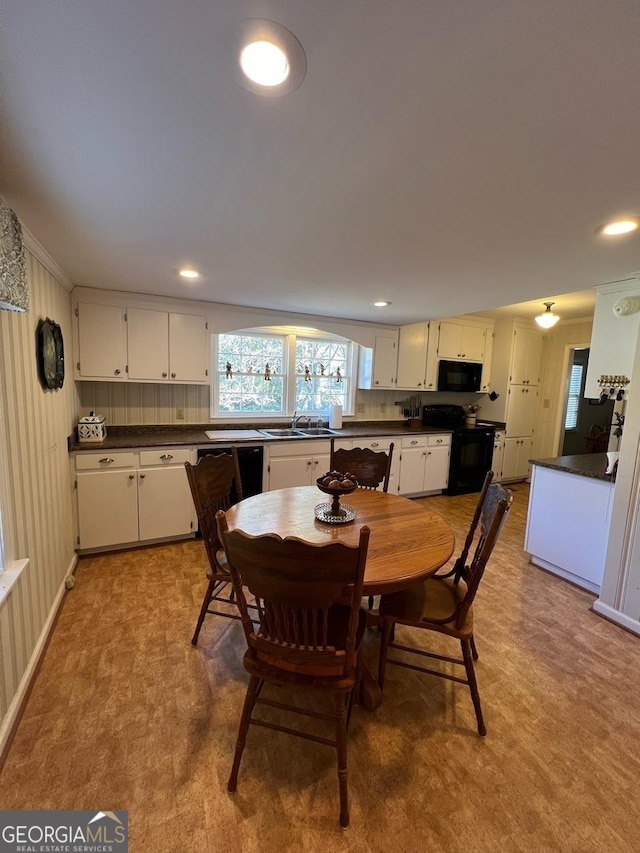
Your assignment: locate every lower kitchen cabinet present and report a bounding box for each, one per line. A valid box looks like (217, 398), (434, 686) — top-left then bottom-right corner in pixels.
(491, 430), (505, 481)
(331, 436), (400, 493)
(75, 448), (196, 550)
(266, 440), (331, 491)
(501, 437), (533, 482)
(398, 433), (450, 496)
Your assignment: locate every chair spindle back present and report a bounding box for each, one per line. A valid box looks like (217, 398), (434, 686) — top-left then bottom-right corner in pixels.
(329, 439), (394, 492)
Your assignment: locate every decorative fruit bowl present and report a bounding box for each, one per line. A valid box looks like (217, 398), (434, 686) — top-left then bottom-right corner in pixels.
(315, 471), (359, 524)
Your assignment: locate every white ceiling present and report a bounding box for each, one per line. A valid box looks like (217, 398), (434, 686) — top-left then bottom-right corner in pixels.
(1, 1), (639, 326)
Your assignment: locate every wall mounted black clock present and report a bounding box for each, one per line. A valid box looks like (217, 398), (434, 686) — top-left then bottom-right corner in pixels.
(37, 317), (65, 389)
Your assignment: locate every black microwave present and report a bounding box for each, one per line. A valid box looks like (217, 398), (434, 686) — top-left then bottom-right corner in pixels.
(437, 359), (482, 393)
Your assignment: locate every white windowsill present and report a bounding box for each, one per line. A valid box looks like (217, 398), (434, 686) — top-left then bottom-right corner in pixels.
(0, 558), (29, 608)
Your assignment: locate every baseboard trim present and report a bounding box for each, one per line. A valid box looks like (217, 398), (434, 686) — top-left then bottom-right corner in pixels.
(0, 554), (78, 768)
(592, 600), (640, 638)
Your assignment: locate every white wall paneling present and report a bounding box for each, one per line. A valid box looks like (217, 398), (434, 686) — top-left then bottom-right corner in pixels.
(0, 250), (79, 746)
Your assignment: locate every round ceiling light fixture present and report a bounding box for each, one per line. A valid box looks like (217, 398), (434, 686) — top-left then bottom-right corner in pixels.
(178, 268), (200, 279)
(535, 302), (560, 329)
(598, 218), (640, 236)
(237, 20), (306, 96)
(372, 301), (391, 308)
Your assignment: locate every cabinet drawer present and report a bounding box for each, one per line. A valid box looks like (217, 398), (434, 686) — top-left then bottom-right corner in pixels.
(401, 435), (427, 449)
(139, 448), (192, 466)
(268, 439), (330, 458)
(356, 437), (395, 452)
(75, 452), (137, 471)
(427, 434), (451, 448)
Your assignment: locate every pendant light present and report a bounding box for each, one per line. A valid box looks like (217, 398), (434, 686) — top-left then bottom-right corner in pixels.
(535, 302), (560, 329)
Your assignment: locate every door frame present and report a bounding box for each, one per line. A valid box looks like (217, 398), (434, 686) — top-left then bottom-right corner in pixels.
(552, 341), (591, 456)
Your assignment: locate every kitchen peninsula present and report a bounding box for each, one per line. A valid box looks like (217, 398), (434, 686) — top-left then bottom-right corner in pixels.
(525, 453), (616, 594)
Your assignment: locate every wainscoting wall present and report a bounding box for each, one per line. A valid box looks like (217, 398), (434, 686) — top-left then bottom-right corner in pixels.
(0, 250), (79, 743)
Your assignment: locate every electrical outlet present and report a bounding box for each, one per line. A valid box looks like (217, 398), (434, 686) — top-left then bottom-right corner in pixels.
(356, 403), (366, 414)
(175, 406), (185, 420)
(543, 399), (550, 409)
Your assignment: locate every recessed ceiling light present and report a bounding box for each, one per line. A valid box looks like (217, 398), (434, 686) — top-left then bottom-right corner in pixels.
(178, 269), (200, 279)
(600, 218), (639, 236)
(237, 20), (306, 97)
(240, 40), (289, 87)
(372, 301), (391, 308)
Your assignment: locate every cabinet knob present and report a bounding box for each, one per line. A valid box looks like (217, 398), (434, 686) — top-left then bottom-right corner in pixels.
(139, 473), (146, 479)
(461, 353), (465, 357)
(99, 457), (114, 464)
(162, 372), (167, 378)
(159, 454), (173, 460)
(423, 452), (427, 456)
(128, 474), (135, 480)
(428, 383), (433, 388)
(371, 442), (379, 448)
(114, 369), (121, 375)
(427, 451), (432, 455)
(374, 380), (379, 385)
(411, 440), (418, 445)
(171, 372), (176, 378)
(307, 460), (312, 466)
(436, 439), (442, 443)
(417, 382), (422, 386)
(314, 460), (319, 465)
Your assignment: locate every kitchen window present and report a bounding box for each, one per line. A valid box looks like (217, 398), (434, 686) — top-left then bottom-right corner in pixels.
(211, 328), (355, 418)
(564, 362), (585, 430)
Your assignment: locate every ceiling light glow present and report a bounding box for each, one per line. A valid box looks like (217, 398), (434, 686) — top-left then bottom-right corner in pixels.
(372, 301), (391, 307)
(535, 302), (560, 329)
(602, 219), (639, 236)
(240, 40), (289, 87)
(179, 269), (200, 279)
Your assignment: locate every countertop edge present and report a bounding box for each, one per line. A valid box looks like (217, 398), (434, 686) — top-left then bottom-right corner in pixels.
(529, 453), (615, 483)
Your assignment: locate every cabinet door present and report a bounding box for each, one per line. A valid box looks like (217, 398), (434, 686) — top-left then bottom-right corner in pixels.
(437, 321), (463, 359)
(507, 386), (538, 437)
(127, 308), (169, 381)
(169, 312), (208, 382)
(517, 437), (533, 479)
(138, 466), (194, 540)
(398, 446), (427, 495)
(372, 336), (397, 388)
(502, 438), (520, 481)
(511, 328), (542, 385)
(77, 303), (127, 379)
(425, 445), (450, 491)
(480, 328), (493, 392)
(396, 322), (429, 389)
(268, 456), (313, 490)
(525, 331), (543, 385)
(460, 325), (486, 361)
(77, 470), (138, 549)
(492, 441), (504, 482)
(312, 453), (331, 482)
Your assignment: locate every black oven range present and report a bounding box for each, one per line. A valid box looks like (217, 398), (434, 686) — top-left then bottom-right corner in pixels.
(422, 404), (496, 496)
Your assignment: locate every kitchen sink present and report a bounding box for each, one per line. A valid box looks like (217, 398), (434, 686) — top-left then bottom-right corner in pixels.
(299, 428), (338, 436)
(259, 428), (306, 437)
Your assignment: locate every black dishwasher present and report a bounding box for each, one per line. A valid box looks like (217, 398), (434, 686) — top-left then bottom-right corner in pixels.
(196, 445), (264, 499)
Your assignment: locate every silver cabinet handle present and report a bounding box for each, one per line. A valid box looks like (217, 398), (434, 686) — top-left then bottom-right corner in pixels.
(436, 439), (443, 443)
(114, 369), (121, 375)
(411, 440), (418, 445)
(99, 457), (114, 464)
(128, 474), (135, 480)
(159, 454), (173, 460)
(371, 442), (379, 448)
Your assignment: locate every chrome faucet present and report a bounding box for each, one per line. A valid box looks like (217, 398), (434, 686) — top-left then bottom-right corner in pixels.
(291, 411), (310, 429)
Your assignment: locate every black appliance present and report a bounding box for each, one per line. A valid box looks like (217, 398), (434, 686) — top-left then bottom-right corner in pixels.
(196, 445), (264, 500)
(437, 359), (482, 393)
(422, 404), (494, 495)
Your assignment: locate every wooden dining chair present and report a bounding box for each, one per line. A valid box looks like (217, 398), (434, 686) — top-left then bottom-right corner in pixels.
(329, 439), (394, 492)
(185, 449), (243, 645)
(377, 481), (513, 737)
(217, 511), (371, 830)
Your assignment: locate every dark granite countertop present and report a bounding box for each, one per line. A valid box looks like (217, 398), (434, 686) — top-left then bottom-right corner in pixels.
(529, 453), (616, 483)
(68, 421), (457, 452)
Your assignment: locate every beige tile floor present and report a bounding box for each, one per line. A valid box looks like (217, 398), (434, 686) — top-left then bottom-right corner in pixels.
(1, 484), (640, 852)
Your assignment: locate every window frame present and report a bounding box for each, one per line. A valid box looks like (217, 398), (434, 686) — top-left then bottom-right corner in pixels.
(211, 326), (356, 420)
(564, 362), (585, 431)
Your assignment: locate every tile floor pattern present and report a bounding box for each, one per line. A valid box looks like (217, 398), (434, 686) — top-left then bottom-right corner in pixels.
(2, 484), (640, 851)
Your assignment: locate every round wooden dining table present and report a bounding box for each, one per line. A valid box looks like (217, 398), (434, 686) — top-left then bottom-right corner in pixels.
(223, 485), (456, 595)
(223, 486), (455, 709)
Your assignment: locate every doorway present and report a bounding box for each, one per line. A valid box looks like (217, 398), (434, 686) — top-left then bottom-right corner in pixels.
(558, 347), (613, 455)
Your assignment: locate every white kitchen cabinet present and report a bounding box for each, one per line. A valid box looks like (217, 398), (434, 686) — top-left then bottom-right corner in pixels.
(74, 448), (196, 551)
(510, 327), (543, 385)
(396, 321), (440, 391)
(437, 321), (486, 362)
(480, 326), (493, 392)
(337, 436), (400, 493)
(127, 308), (208, 383)
(73, 296), (209, 384)
(501, 437), (533, 482)
(398, 434), (450, 496)
(491, 430), (505, 482)
(506, 386), (539, 437)
(75, 302), (127, 379)
(358, 334), (398, 389)
(266, 440), (331, 490)
(584, 280), (640, 398)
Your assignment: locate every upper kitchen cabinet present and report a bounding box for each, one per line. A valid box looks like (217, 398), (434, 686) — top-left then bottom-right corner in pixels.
(73, 291), (210, 384)
(358, 332), (399, 389)
(584, 279), (640, 399)
(396, 321), (439, 390)
(75, 302), (127, 379)
(437, 319), (487, 362)
(128, 308), (208, 382)
(510, 327), (543, 385)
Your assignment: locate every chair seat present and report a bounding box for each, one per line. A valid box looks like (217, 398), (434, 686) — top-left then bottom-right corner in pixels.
(243, 606), (367, 688)
(379, 577), (473, 639)
(206, 548), (230, 580)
